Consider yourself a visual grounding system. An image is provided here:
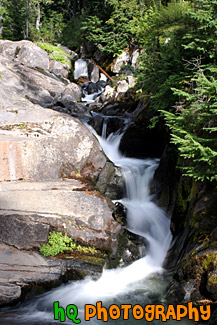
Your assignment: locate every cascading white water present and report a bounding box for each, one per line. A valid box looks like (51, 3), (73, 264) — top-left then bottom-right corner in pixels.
(0, 118), (174, 324)
(95, 128), (172, 269)
(74, 59), (88, 80)
(81, 86), (104, 104)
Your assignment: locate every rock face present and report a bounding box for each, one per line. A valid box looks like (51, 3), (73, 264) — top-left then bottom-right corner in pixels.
(162, 172), (217, 315)
(0, 110), (105, 182)
(49, 59), (69, 79)
(112, 47), (140, 74)
(112, 50), (131, 73)
(0, 40), (89, 118)
(0, 180), (117, 251)
(0, 40), (122, 307)
(0, 243), (102, 307)
(0, 40), (49, 70)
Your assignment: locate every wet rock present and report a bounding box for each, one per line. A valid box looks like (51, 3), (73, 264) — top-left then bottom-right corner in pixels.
(112, 202), (127, 226)
(88, 114), (104, 135)
(97, 80), (107, 88)
(0, 243), (102, 307)
(153, 145), (178, 214)
(96, 163), (125, 200)
(119, 103), (168, 158)
(166, 282), (186, 305)
(107, 229), (147, 269)
(64, 102), (91, 118)
(209, 309), (217, 325)
(164, 178), (217, 306)
(86, 82), (101, 94)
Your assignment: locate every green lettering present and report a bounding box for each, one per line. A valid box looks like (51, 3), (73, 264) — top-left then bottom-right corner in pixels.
(66, 304), (81, 324)
(53, 301), (66, 322)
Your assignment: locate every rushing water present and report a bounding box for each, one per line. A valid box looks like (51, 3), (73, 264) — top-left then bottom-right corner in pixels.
(0, 117), (194, 324)
(74, 59), (88, 80)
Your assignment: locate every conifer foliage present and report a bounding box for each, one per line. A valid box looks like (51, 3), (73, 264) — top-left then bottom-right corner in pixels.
(161, 66), (217, 181)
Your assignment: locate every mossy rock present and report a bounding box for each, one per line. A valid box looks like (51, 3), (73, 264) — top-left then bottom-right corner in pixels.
(207, 273), (217, 300)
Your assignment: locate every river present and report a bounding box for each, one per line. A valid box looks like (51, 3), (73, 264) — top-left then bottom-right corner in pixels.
(0, 114), (193, 324)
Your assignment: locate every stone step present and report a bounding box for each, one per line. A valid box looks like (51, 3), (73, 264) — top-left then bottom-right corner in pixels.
(0, 180), (116, 251)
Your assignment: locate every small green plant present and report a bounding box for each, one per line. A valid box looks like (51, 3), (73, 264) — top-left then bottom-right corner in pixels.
(40, 231), (99, 257)
(37, 42), (71, 67)
(18, 124), (25, 129)
(40, 232), (72, 257)
(49, 53), (71, 67)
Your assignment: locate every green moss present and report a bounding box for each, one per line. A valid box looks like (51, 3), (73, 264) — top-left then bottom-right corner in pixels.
(77, 255), (106, 266)
(50, 52), (71, 67)
(37, 42), (71, 67)
(202, 252), (217, 271)
(208, 274), (217, 286)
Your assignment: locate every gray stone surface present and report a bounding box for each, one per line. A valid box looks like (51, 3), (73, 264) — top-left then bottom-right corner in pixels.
(49, 59), (69, 79)
(0, 40), (87, 118)
(0, 112), (105, 181)
(0, 180), (117, 250)
(0, 40), (49, 70)
(112, 50), (131, 74)
(0, 243), (102, 306)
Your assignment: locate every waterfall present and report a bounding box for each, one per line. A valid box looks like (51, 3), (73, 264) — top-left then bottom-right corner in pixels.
(0, 117), (175, 324)
(74, 59), (88, 80)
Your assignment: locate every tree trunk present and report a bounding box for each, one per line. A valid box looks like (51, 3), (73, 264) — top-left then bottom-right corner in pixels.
(73, 0), (77, 16)
(36, 2), (40, 31)
(0, 15), (3, 37)
(25, 0), (29, 39)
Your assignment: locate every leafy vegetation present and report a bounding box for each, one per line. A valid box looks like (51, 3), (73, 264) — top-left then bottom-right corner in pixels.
(37, 42), (71, 66)
(40, 232), (99, 257)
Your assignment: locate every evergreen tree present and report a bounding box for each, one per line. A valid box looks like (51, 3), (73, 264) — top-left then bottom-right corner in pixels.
(161, 66), (217, 181)
(184, 0), (217, 63)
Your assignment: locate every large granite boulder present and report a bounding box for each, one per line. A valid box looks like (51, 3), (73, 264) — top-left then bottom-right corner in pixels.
(0, 40), (85, 117)
(0, 40), (49, 70)
(0, 109), (105, 182)
(0, 180), (118, 251)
